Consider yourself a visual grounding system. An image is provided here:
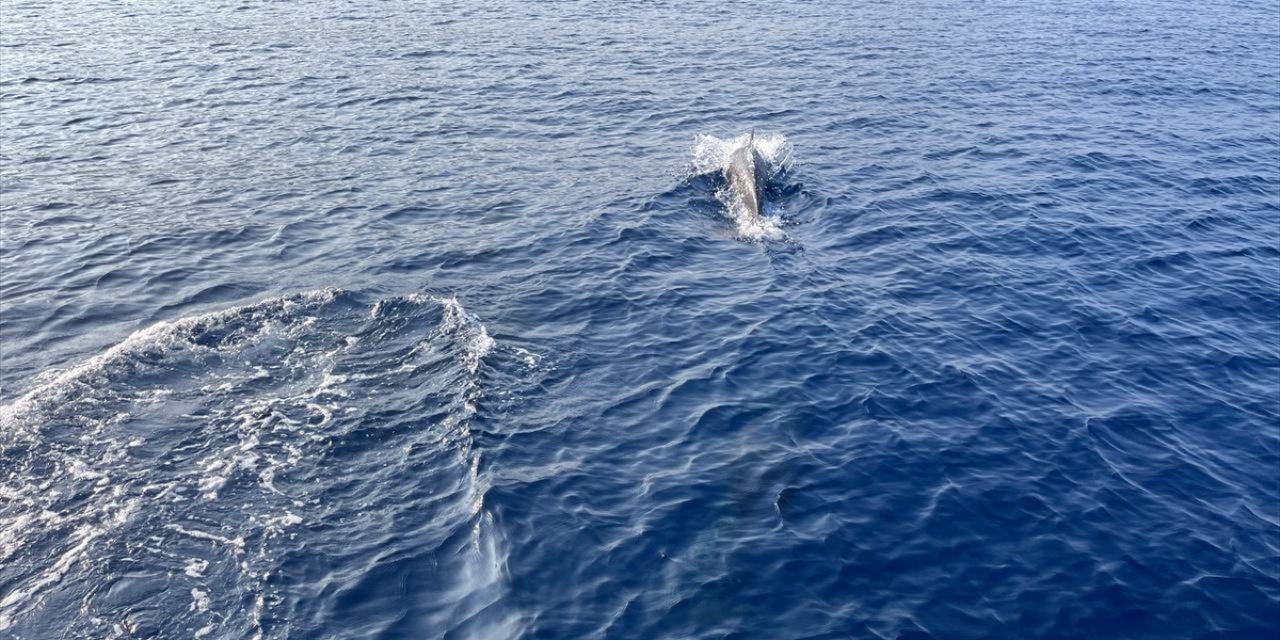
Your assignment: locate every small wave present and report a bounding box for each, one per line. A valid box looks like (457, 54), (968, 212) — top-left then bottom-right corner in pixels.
(438, 295), (496, 375)
(690, 132), (794, 241)
(370, 293), (495, 376)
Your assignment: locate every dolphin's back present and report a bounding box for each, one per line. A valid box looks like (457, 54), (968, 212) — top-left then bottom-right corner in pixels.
(726, 143), (768, 218)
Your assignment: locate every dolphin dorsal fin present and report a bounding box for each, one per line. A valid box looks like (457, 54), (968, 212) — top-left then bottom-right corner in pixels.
(749, 128), (755, 146)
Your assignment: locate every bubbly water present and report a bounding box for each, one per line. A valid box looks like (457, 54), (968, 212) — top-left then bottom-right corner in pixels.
(2, 1), (1278, 638)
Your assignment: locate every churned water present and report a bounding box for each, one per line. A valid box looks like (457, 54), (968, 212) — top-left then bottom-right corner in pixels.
(2, 1), (1278, 638)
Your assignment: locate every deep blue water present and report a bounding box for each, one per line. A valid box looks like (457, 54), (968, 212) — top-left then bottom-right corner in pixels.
(2, 0), (1279, 638)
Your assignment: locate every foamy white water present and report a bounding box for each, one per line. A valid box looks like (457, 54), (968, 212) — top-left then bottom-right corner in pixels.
(690, 132), (794, 241)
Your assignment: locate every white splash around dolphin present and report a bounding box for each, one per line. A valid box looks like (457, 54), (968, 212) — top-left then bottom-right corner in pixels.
(691, 132), (794, 241)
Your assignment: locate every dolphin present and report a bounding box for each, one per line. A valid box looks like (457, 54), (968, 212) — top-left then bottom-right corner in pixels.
(724, 131), (769, 219)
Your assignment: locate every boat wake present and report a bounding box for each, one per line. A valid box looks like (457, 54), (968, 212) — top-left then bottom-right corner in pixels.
(0, 290), (521, 639)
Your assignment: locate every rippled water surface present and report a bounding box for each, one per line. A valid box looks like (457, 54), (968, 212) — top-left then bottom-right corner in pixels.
(3, 1), (1279, 638)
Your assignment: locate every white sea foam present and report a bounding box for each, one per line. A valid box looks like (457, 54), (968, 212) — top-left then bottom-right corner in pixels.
(165, 524), (246, 551)
(191, 588), (211, 613)
(0, 498), (138, 631)
(184, 558), (209, 578)
(690, 132), (794, 241)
